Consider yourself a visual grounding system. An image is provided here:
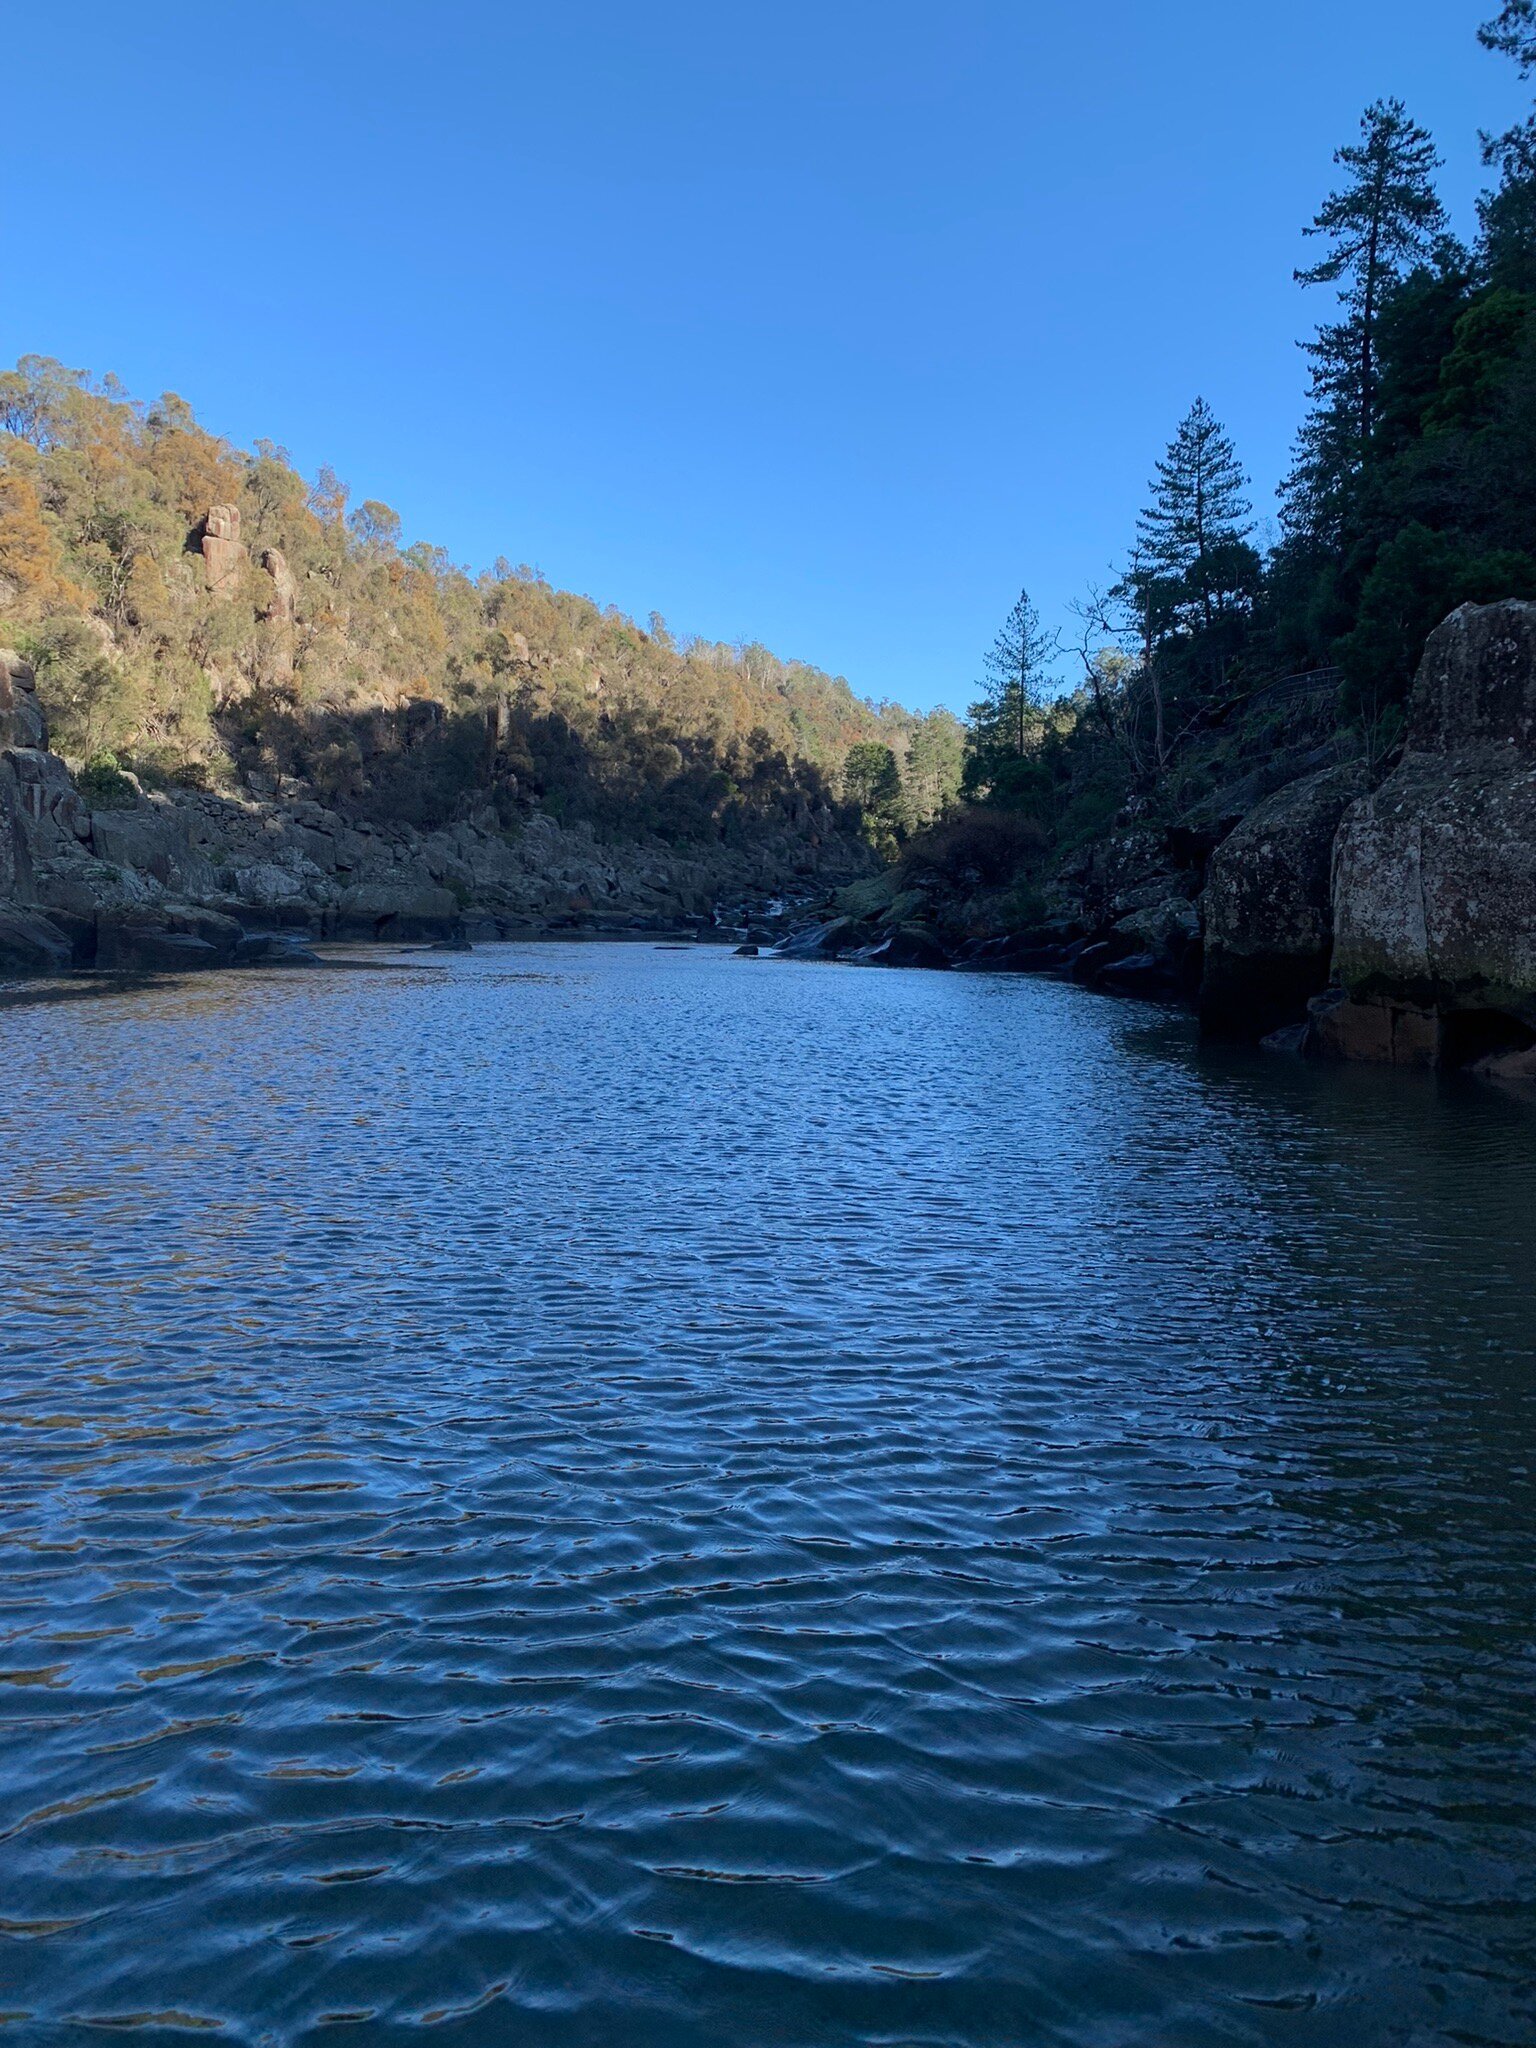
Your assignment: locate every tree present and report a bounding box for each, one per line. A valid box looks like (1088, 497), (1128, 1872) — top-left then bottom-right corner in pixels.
(0, 471), (81, 613)
(1479, 5), (1536, 287)
(1288, 100), (1448, 530)
(1337, 521), (1536, 745)
(843, 740), (904, 856)
(968, 588), (1055, 763)
(1482, 0), (1536, 66)
(901, 709), (965, 828)
(349, 500), (402, 553)
(1134, 398), (1254, 633)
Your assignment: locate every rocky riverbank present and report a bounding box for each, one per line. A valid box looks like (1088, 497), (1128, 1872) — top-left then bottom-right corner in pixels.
(10, 601), (1536, 1078)
(758, 602), (1536, 1075)
(0, 650), (872, 978)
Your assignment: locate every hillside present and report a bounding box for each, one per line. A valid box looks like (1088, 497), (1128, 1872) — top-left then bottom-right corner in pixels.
(0, 356), (960, 847)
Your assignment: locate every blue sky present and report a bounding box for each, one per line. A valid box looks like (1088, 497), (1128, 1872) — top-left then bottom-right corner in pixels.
(2, 2), (1527, 713)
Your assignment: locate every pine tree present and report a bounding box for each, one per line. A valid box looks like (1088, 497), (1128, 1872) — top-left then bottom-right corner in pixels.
(1479, 3), (1536, 288)
(1134, 398), (1253, 632)
(1287, 100), (1448, 534)
(969, 589), (1055, 763)
(1480, 1), (1536, 73)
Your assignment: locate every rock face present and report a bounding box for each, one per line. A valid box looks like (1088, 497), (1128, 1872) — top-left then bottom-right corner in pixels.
(1200, 763), (1366, 1039)
(0, 650), (49, 751)
(1323, 602), (1536, 1066)
(201, 505), (247, 597)
(260, 547), (296, 624)
(0, 711), (871, 977)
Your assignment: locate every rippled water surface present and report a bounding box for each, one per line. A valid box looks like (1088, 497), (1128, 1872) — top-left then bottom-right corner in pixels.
(4, 943), (1536, 2047)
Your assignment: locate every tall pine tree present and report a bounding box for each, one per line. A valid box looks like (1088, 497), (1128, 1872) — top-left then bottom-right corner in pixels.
(963, 589), (1056, 801)
(969, 589), (1054, 760)
(1286, 100), (1448, 537)
(1134, 398), (1254, 632)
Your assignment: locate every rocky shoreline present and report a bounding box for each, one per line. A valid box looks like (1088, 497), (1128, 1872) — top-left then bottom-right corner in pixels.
(8, 602), (1536, 1080)
(755, 603), (1536, 1079)
(0, 647), (869, 981)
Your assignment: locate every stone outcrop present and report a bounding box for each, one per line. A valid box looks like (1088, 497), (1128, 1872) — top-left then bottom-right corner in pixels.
(260, 547), (296, 624)
(201, 505), (247, 597)
(0, 650), (48, 751)
(1320, 602), (1536, 1066)
(1199, 763), (1366, 1039)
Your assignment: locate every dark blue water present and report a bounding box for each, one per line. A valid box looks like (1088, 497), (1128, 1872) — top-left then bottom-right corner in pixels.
(3, 943), (1535, 2046)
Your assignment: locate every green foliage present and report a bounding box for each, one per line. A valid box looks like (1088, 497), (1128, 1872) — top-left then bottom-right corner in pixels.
(1424, 290), (1536, 431)
(965, 589), (1056, 799)
(76, 751), (139, 809)
(0, 357), (916, 837)
(1337, 524), (1536, 723)
(843, 740), (905, 857)
(951, 39), (1536, 901)
(902, 807), (1049, 891)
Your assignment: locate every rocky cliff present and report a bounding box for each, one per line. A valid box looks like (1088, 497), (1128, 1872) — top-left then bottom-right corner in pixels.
(0, 649), (870, 977)
(764, 603), (1536, 1080)
(1311, 603), (1536, 1069)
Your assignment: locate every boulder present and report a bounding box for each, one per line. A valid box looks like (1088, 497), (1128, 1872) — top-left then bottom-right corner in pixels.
(878, 887), (930, 927)
(232, 930), (322, 967)
(95, 922), (222, 973)
(1096, 948), (1175, 995)
(90, 803), (190, 885)
(775, 916), (866, 960)
(0, 905), (73, 976)
(1068, 930), (1140, 985)
(232, 860), (311, 908)
(835, 872), (899, 920)
(1200, 763), (1367, 1040)
(1327, 602), (1536, 1063)
(335, 880), (462, 939)
(852, 923), (951, 970)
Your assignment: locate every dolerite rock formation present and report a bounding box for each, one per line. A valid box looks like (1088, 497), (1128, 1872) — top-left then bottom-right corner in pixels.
(0, 650), (48, 750)
(1318, 602), (1536, 1066)
(1199, 763), (1366, 1039)
(260, 547), (296, 625)
(200, 504), (247, 597)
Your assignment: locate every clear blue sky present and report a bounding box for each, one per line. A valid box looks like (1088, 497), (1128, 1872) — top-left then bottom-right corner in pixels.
(2, 2), (1526, 713)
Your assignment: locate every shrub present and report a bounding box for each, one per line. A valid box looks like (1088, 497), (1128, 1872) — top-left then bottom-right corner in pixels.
(77, 751), (138, 809)
(900, 806), (1049, 889)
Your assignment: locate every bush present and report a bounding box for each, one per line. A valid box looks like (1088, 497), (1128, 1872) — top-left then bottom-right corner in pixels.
(900, 806), (1048, 889)
(77, 751), (139, 809)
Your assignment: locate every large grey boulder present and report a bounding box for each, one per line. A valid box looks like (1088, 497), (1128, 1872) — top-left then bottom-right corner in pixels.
(335, 879), (462, 938)
(0, 905), (72, 976)
(95, 903), (244, 973)
(1200, 763), (1366, 1039)
(1323, 602), (1536, 1065)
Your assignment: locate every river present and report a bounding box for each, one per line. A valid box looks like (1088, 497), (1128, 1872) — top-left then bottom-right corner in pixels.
(3, 942), (1535, 2046)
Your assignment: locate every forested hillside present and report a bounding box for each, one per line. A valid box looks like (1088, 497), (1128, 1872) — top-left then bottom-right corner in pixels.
(0, 360), (961, 846)
(949, 2), (1536, 893)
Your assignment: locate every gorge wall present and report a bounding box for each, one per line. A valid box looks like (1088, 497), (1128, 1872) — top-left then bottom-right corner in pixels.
(1175, 601), (1536, 1066)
